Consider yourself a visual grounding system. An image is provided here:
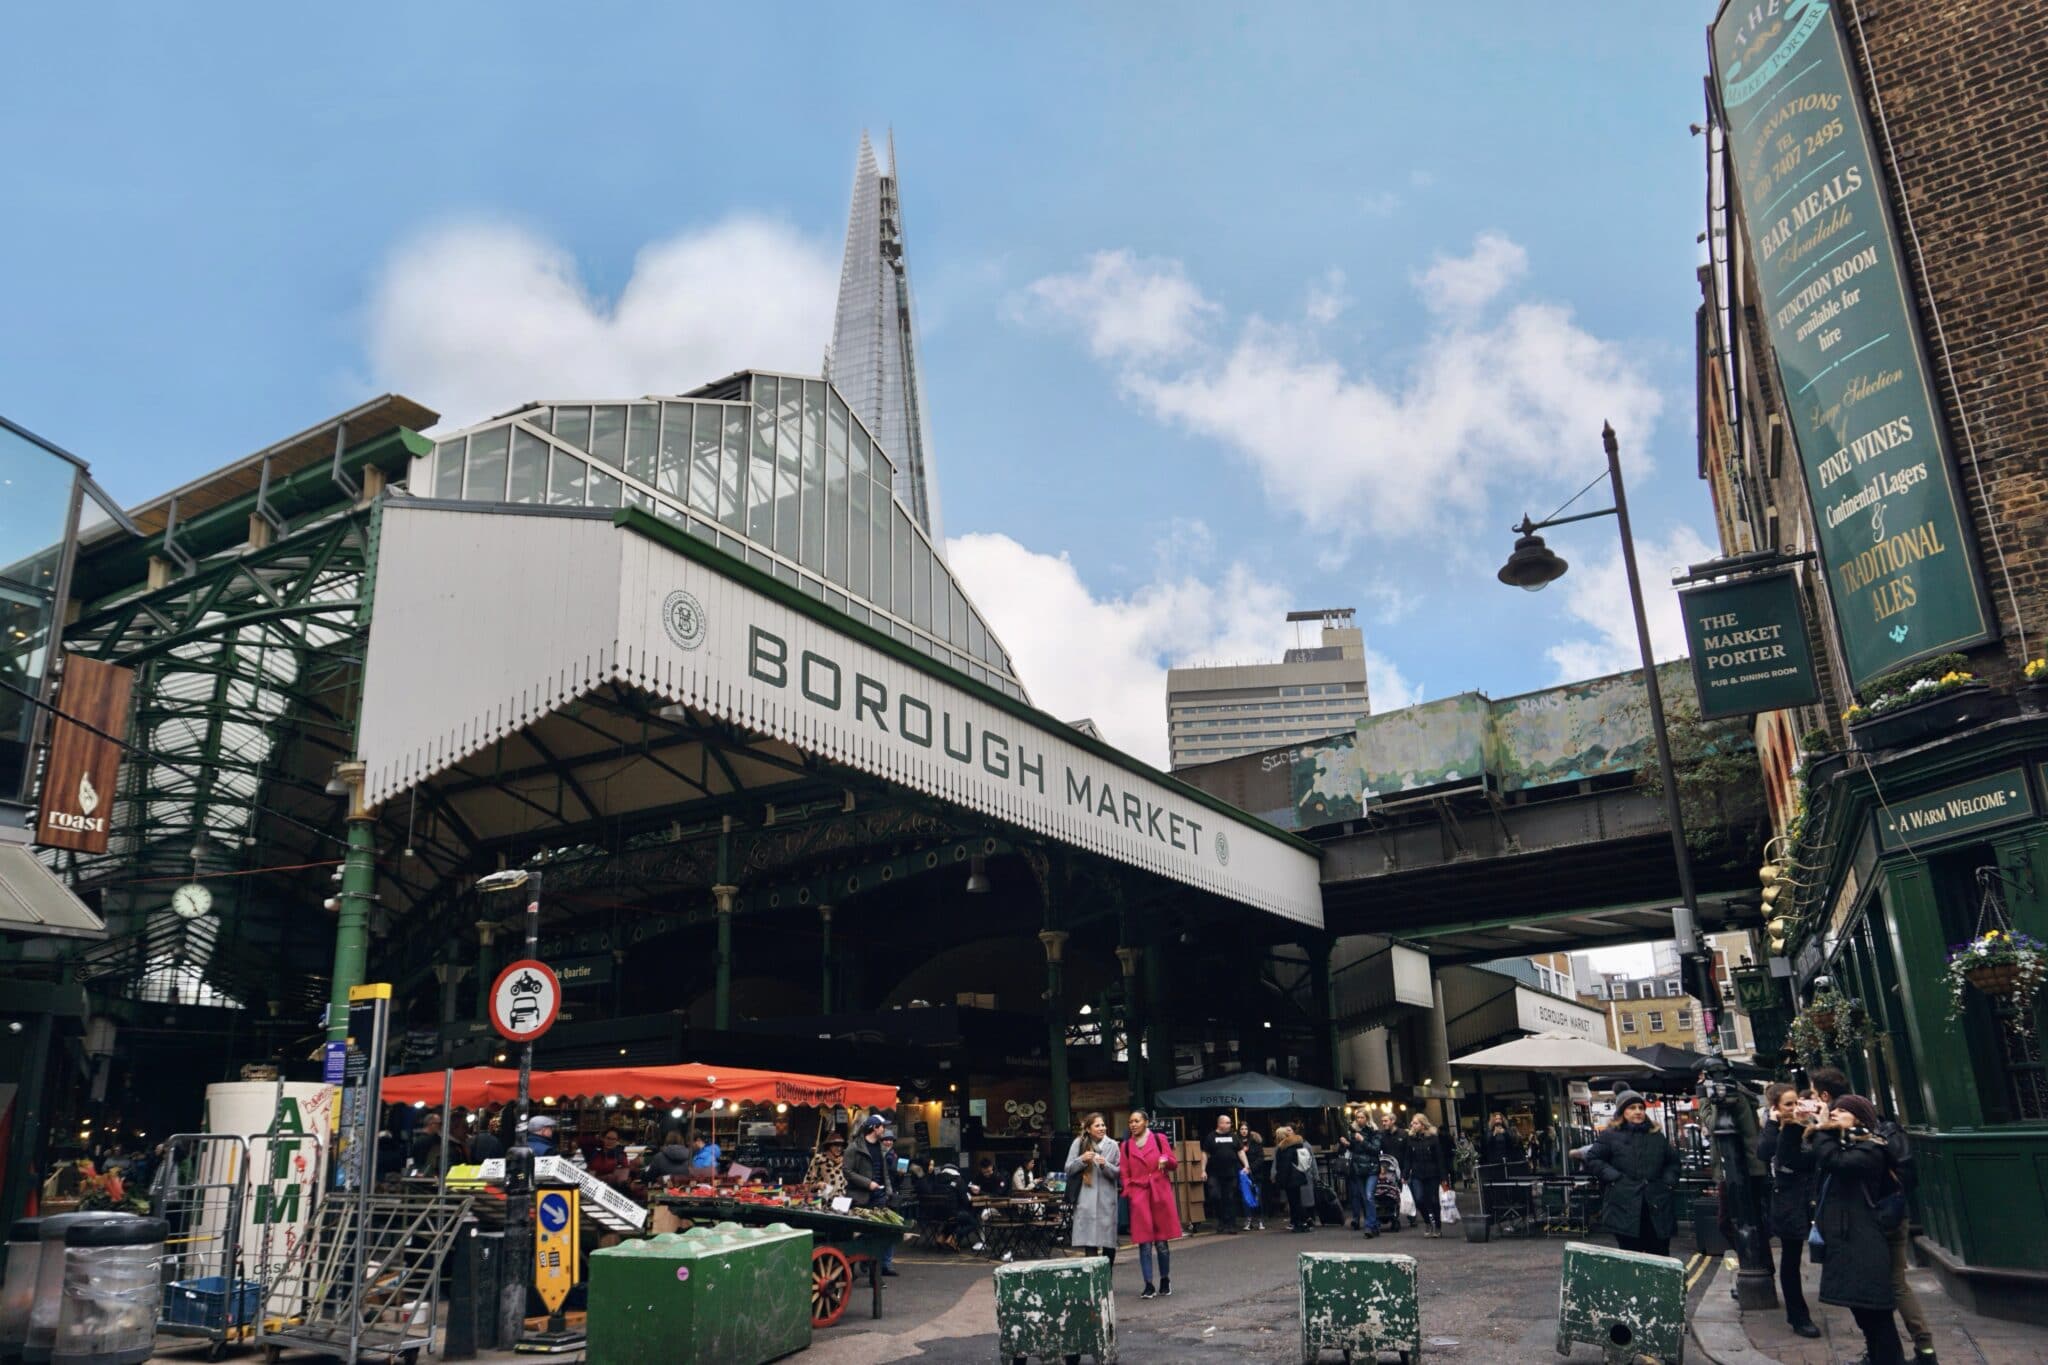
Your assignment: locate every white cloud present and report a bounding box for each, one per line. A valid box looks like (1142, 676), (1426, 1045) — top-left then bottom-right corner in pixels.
(1020, 235), (1664, 547)
(366, 217), (837, 426)
(1014, 249), (1217, 364)
(1543, 524), (1717, 682)
(1413, 231), (1528, 316)
(1304, 268), (1351, 324)
(1358, 189), (1404, 219)
(945, 529), (1300, 768)
(1367, 647), (1422, 710)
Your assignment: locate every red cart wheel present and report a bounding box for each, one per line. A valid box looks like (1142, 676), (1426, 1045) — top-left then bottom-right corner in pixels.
(811, 1245), (854, 1327)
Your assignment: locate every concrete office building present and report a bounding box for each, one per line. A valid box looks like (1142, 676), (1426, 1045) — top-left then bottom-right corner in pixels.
(1165, 608), (1370, 769)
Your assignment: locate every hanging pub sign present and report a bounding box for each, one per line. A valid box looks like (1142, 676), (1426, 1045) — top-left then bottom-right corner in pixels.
(1678, 571), (1821, 719)
(1710, 0), (1994, 690)
(35, 655), (134, 854)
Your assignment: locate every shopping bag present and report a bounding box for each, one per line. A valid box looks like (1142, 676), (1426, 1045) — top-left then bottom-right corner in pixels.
(1439, 1185), (1460, 1224)
(1238, 1168), (1260, 1210)
(1398, 1183), (1417, 1221)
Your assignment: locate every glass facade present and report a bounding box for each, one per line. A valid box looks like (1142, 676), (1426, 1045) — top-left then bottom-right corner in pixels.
(0, 419), (83, 805)
(419, 371), (1026, 700)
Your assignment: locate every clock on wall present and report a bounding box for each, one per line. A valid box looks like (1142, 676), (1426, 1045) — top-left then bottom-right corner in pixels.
(172, 883), (213, 920)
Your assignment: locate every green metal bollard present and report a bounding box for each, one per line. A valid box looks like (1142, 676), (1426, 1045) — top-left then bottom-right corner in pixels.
(1554, 1241), (1685, 1363)
(1298, 1252), (1421, 1364)
(993, 1255), (1116, 1364)
(586, 1223), (812, 1365)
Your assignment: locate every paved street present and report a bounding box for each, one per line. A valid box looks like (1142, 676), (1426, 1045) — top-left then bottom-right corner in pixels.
(806, 1215), (1709, 1364)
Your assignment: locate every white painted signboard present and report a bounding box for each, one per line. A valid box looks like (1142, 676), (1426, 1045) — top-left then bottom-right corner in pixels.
(358, 505), (1323, 927)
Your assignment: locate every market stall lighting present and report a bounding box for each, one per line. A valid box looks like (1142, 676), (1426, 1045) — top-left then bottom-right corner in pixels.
(604, 1095), (619, 1107)
(1077, 1003), (1091, 1016)
(775, 1103), (788, 1114)
(413, 1101), (426, 1109)
(711, 1098), (725, 1110)
(632, 1099), (646, 1110)
(541, 1096), (555, 1106)
(671, 1107), (684, 1119)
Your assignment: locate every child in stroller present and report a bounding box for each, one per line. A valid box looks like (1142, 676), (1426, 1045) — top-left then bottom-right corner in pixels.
(1373, 1153), (1408, 1231)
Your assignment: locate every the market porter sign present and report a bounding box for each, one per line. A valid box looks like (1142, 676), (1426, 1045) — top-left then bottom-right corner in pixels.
(1710, 0), (1992, 690)
(1679, 571), (1821, 719)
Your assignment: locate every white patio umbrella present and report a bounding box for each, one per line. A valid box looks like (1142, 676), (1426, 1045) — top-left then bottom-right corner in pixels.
(1450, 1033), (1655, 1176)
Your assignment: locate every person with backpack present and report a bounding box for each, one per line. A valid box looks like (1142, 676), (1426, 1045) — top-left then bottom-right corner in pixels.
(1343, 1117), (1382, 1236)
(1272, 1127), (1317, 1232)
(1806, 1084), (1906, 1365)
(1756, 1083), (1822, 1338)
(1809, 1067), (1934, 1363)
(1121, 1110), (1182, 1299)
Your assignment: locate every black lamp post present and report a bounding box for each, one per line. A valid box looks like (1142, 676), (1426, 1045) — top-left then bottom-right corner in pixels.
(1499, 424), (1776, 1309)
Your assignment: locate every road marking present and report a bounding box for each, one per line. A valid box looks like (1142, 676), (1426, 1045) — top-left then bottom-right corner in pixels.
(1685, 1253), (1712, 1291)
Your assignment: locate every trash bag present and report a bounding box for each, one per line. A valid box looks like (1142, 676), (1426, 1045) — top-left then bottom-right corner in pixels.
(1439, 1184), (1461, 1224)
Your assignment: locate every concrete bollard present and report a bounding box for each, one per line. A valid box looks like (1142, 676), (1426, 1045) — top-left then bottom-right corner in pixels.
(1298, 1252), (1421, 1364)
(1554, 1241), (1685, 1363)
(993, 1255), (1116, 1364)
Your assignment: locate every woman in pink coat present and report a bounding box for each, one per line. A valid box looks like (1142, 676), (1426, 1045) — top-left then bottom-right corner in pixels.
(1122, 1110), (1183, 1298)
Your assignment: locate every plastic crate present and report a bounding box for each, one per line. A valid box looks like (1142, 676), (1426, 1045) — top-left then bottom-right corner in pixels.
(165, 1277), (263, 1331)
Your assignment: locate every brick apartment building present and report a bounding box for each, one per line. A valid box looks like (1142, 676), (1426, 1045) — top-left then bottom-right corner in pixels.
(1696, 0), (2048, 1320)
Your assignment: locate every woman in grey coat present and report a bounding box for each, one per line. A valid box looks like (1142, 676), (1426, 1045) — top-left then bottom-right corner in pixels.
(1065, 1112), (1121, 1261)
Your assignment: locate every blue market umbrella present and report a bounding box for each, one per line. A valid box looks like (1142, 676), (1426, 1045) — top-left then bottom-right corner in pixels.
(1152, 1070), (1348, 1110)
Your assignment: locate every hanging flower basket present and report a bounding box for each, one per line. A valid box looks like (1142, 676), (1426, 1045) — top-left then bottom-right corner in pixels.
(1944, 928), (2048, 1022)
(1848, 681), (2001, 751)
(1810, 1008), (1837, 1032)
(1966, 961), (2023, 995)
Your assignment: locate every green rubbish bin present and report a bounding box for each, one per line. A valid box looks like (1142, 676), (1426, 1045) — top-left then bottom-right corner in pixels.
(994, 1255), (1115, 1364)
(586, 1223), (812, 1365)
(1554, 1240), (1685, 1363)
(1298, 1252), (1421, 1364)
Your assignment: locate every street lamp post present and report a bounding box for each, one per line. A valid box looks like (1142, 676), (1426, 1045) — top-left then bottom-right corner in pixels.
(477, 867), (543, 1347)
(1499, 423), (1776, 1309)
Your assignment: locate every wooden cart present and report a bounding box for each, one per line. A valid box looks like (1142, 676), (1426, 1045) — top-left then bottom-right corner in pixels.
(657, 1196), (905, 1328)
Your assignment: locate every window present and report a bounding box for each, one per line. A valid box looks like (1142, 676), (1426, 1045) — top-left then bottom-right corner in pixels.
(1620, 1013), (1638, 1034)
(508, 430), (547, 503)
(1648, 1011), (1666, 1032)
(590, 405), (626, 466)
(1666, 979), (1684, 997)
(465, 428), (508, 499)
(553, 406), (591, 451)
(547, 451), (586, 505)
(1676, 1009), (1693, 1030)
(664, 403), (695, 506)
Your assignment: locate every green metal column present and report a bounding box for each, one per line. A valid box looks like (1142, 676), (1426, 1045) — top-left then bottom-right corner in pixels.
(713, 818), (735, 1031)
(819, 904), (835, 1014)
(326, 761), (375, 1043)
(0, 1009), (54, 1227)
(1311, 937), (1342, 1090)
(1117, 946), (1145, 1110)
(1143, 926), (1173, 1099)
(1040, 929), (1071, 1134)
(474, 922), (499, 1024)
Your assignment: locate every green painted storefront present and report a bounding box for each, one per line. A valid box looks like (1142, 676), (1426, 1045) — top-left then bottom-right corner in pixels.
(1794, 714), (2048, 1322)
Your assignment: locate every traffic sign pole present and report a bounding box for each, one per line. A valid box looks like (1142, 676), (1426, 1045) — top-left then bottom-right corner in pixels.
(502, 870), (543, 1351)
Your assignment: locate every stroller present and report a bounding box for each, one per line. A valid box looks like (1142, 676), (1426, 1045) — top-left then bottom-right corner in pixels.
(1373, 1153), (1408, 1231)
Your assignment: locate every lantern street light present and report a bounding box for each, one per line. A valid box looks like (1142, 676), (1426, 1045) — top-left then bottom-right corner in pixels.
(1498, 424), (1776, 1310)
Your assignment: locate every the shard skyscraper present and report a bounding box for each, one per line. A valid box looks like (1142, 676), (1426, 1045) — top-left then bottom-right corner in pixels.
(824, 131), (943, 547)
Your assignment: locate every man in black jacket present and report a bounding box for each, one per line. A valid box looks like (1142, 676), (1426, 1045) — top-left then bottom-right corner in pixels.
(1201, 1115), (1248, 1233)
(843, 1115), (898, 1275)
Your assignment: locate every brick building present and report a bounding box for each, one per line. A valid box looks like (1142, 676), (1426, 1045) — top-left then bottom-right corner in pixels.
(1696, 0), (2048, 1320)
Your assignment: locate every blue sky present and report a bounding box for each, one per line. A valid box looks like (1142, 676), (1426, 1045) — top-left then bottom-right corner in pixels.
(3, 3), (1727, 766)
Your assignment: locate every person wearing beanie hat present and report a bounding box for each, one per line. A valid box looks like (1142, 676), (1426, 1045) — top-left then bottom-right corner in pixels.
(1809, 1088), (1910, 1365)
(1584, 1091), (1679, 1256)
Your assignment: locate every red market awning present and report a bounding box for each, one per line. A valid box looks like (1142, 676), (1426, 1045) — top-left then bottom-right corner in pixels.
(381, 1067), (523, 1108)
(382, 1062), (896, 1111)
